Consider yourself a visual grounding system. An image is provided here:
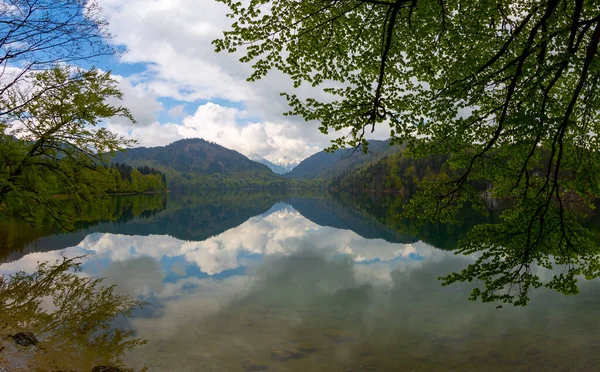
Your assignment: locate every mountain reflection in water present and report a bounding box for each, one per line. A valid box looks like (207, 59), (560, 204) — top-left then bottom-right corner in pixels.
(1, 192), (599, 371)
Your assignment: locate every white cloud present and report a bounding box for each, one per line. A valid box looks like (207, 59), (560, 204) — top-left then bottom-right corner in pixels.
(96, 0), (391, 161)
(97, 0), (253, 102)
(168, 104), (185, 118)
(107, 102), (323, 161)
(102, 256), (164, 297)
(109, 74), (163, 127)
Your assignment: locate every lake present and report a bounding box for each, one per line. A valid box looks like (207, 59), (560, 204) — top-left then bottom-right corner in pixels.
(1, 191), (600, 371)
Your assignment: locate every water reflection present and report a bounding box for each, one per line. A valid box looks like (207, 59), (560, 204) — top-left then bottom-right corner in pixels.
(2, 196), (600, 371)
(0, 256), (145, 371)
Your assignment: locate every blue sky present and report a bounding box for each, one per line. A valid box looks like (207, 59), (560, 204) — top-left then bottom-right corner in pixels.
(86, 0), (320, 161)
(87, 0), (390, 162)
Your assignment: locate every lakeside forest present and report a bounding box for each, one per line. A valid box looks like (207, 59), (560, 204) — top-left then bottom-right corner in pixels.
(2, 125), (458, 224)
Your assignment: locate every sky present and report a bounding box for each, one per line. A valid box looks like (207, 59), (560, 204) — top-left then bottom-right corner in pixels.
(92, 0), (388, 162)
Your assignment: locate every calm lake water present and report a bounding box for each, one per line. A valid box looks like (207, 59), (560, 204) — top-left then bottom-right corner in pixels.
(2, 191), (600, 371)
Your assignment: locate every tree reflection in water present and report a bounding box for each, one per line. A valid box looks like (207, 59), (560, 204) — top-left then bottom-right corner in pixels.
(0, 254), (146, 371)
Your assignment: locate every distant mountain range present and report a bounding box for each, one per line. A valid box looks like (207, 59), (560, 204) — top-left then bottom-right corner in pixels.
(109, 138), (401, 189)
(286, 139), (402, 179)
(249, 155), (299, 174)
(273, 156), (299, 171)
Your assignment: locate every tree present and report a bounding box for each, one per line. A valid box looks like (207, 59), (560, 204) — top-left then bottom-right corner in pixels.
(0, 0), (121, 116)
(215, 0), (600, 305)
(0, 0), (139, 227)
(0, 66), (134, 227)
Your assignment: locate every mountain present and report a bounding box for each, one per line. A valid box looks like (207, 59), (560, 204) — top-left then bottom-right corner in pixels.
(249, 155), (299, 174)
(271, 156), (299, 172)
(286, 139), (401, 180)
(249, 155), (287, 174)
(113, 138), (272, 175)
(111, 138), (284, 191)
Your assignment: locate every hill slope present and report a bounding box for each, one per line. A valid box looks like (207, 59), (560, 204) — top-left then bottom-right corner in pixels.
(286, 139), (401, 180)
(113, 138), (273, 175)
(330, 151), (452, 194)
(112, 138), (284, 190)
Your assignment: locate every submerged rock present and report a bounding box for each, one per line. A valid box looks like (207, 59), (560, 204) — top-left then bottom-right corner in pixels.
(297, 342), (318, 353)
(11, 332), (38, 346)
(361, 356), (380, 371)
(324, 329), (355, 344)
(240, 359), (269, 371)
(92, 367), (122, 372)
(359, 350), (373, 357)
(270, 348), (305, 361)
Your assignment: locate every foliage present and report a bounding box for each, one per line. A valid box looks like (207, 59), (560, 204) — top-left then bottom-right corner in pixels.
(108, 163), (167, 194)
(330, 151), (452, 194)
(216, 0), (600, 305)
(0, 0), (143, 230)
(0, 0), (121, 115)
(0, 255), (145, 371)
(0, 66), (137, 228)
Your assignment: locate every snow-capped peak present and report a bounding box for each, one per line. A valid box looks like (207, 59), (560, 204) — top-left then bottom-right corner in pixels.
(271, 156), (299, 171)
(248, 154), (299, 174)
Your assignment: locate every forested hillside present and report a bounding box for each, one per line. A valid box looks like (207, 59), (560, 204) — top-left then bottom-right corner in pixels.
(113, 138), (271, 174)
(112, 138), (284, 190)
(330, 152), (452, 195)
(286, 139), (401, 179)
(107, 163), (167, 193)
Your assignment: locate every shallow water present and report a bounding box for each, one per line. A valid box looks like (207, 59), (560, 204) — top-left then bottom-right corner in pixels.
(2, 193), (600, 371)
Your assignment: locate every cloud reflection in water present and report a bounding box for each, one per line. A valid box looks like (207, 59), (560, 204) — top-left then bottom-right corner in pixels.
(3, 203), (600, 371)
